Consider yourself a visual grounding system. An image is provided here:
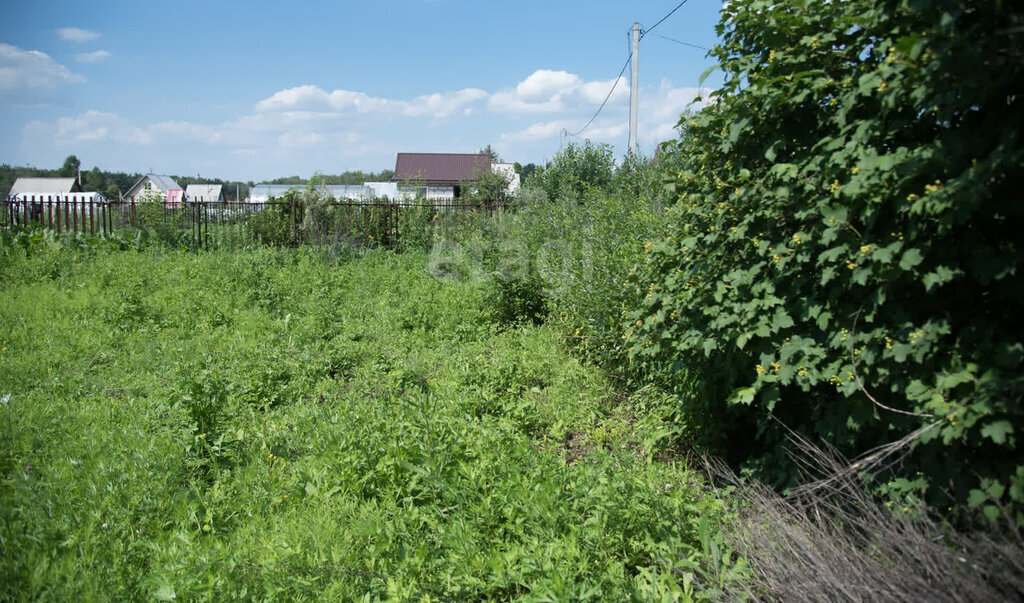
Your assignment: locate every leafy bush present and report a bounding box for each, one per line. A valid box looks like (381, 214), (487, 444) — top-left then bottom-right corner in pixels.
(135, 200), (190, 248)
(461, 165), (512, 206)
(626, 0), (1024, 518)
(531, 140), (615, 203)
(505, 154), (670, 371)
(486, 263), (548, 327)
(246, 197), (292, 246)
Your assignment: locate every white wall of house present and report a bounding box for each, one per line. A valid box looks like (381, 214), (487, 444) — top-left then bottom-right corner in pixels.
(492, 163), (521, 194)
(365, 182), (399, 200)
(396, 185), (455, 201)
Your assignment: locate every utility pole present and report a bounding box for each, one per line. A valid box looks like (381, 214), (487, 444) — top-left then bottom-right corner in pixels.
(561, 128), (567, 150)
(629, 21), (639, 156)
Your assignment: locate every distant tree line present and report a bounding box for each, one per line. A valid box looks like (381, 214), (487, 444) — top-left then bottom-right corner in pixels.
(268, 170), (395, 186)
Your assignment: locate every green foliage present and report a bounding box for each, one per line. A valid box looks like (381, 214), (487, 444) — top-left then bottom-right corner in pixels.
(245, 197), (292, 246)
(531, 140), (615, 203)
(626, 0), (1024, 518)
(134, 200), (191, 248)
(268, 169), (394, 186)
(59, 155), (81, 179)
(486, 263), (548, 327)
(0, 242), (741, 599)
(462, 165), (512, 206)
(490, 152), (672, 374)
(478, 144), (501, 163)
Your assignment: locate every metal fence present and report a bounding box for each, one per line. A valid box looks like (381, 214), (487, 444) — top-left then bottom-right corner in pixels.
(1, 197), (507, 250)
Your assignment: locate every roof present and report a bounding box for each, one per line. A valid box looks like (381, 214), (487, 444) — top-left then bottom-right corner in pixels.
(147, 174), (182, 192)
(185, 184), (223, 201)
(125, 174), (182, 198)
(392, 153), (491, 184)
(9, 177), (77, 196)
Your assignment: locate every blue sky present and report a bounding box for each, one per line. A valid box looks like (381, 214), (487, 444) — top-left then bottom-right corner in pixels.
(0, 0), (723, 182)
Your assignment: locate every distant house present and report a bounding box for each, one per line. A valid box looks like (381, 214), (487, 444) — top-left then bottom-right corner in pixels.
(184, 184), (224, 203)
(391, 153), (492, 201)
(125, 174), (183, 207)
(247, 183), (373, 204)
(7, 177), (104, 225)
(8, 177), (79, 199)
(364, 181), (400, 200)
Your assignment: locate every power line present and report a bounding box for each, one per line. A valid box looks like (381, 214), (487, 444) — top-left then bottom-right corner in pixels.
(654, 34), (710, 52)
(567, 52), (632, 138)
(566, 0), (694, 139)
(640, 0), (692, 40)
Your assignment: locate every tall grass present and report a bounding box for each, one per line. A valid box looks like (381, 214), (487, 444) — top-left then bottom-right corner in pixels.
(0, 235), (742, 599)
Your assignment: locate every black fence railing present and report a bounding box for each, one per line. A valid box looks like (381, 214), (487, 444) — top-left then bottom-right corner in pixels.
(1, 197), (508, 250)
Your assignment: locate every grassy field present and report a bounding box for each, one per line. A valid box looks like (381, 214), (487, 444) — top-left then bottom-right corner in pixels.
(0, 238), (739, 600)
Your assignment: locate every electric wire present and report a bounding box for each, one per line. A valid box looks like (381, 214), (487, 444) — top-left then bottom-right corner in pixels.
(655, 34), (710, 52)
(567, 0), (693, 138)
(639, 0), (692, 40)
(569, 51), (630, 137)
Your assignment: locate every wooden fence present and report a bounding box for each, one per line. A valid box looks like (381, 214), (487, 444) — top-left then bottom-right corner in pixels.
(1, 197), (507, 250)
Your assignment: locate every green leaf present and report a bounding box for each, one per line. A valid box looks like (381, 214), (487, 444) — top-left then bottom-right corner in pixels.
(899, 248), (923, 270)
(981, 421), (1014, 445)
(729, 387), (757, 406)
(967, 488), (988, 508)
(771, 307), (794, 331)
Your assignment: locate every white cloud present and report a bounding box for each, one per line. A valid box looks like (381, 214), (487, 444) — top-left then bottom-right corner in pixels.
(25, 110), (150, 145)
(582, 122), (629, 140)
(254, 84), (485, 119)
(638, 80), (715, 147)
(0, 43), (85, 101)
(403, 88), (487, 117)
(499, 120), (575, 142)
(279, 132), (325, 147)
(57, 28), (100, 43)
(74, 50), (111, 64)
(489, 69), (628, 114)
(516, 70), (581, 101)
(254, 85), (392, 113)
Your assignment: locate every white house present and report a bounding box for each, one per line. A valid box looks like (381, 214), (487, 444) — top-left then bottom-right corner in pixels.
(125, 174), (183, 207)
(8, 177), (78, 199)
(391, 153), (491, 201)
(7, 178), (105, 226)
(184, 184), (224, 203)
(391, 153), (519, 201)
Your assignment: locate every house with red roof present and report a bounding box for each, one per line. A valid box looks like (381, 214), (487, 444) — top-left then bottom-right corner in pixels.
(391, 153), (494, 201)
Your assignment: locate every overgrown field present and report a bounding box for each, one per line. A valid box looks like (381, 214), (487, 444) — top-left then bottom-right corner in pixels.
(0, 239), (740, 600)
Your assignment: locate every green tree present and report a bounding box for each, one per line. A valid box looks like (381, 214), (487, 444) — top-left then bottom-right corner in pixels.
(531, 141), (614, 203)
(462, 165), (511, 206)
(626, 0), (1024, 519)
(479, 144), (500, 163)
(59, 155), (81, 179)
